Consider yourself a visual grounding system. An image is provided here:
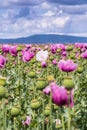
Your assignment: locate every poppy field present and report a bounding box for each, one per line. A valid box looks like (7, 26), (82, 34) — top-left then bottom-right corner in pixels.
(0, 43), (87, 130)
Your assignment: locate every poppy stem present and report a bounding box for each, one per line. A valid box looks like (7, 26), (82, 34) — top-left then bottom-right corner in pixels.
(50, 90), (52, 130)
(3, 102), (7, 130)
(67, 93), (71, 130)
(68, 107), (71, 130)
(42, 96), (45, 130)
(61, 115), (65, 130)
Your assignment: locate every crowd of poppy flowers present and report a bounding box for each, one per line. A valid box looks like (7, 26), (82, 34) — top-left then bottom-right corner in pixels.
(0, 43), (87, 130)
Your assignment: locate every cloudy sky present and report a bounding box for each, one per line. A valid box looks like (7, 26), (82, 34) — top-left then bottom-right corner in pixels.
(0, 0), (87, 38)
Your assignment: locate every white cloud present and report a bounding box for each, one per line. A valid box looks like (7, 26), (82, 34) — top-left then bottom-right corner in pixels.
(0, 0), (87, 38)
(53, 16), (70, 28)
(41, 2), (52, 9)
(43, 10), (55, 16)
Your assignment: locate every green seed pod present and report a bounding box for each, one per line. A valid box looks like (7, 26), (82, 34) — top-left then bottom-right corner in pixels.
(21, 116), (26, 121)
(0, 77), (6, 86)
(17, 46), (22, 52)
(28, 71), (36, 78)
(63, 77), (74, 90)
(36, 79), (48, 90)
(47, 75), (55, 82)
(37, 63), (41, 68)
(11, 106), (20, 116)
(0, 86), (5, 98)
(77, 67), (83, 73)
(50, 56), (54, 61)
(70, 53), (75, 59)
(44, 105), (51, 116)
(30, 99), (41, 110)
(55, 125), (61, 129)
(30, 59), (36, 64)
(15, 90), (20, 96)
(53, 104), (58, 110)
(66, 46), (73, 51)
(57, 48), (61, 53)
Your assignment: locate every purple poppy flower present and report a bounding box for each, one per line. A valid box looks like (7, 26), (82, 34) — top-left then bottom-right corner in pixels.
(76, 52), (79, 59)
(0, 55), (6, 68)
(62, 51), (67, 57)
(36, 47), (42, 51)
(22, 51), (34, 62)
(26, 44), (32, 49)
(75, 43), (83, 49)
(9, 45), (18, 56)
(58, 60), (77, 72)
(43, 86), (51, 95)
(30, 47), (36, 52)
(50, 82), (74, 107)
(81, 47), (86, 52)
(22, 116), (31, 126)
(57, 44), (65, 51)
(50, 44), (57, 53)
(41, 61), (47, 68)
(2, 44), (10, 53)
(81, 50), (87, 58)
(52, 59), (57, 65)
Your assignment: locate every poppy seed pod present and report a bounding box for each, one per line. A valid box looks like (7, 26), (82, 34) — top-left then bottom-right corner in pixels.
(63, 77), (74, 90)
(28, 71), (36, 78)
(66, 46), (73, 51)
(0, 77), (6, 86)
(0, 86), (5, 98)
(36, 79), (48, 90)
(11, 106), (20, 116)
(77, 67), (83, 73)
(47, 75), (55, 83)
(44, 105), (51, 116)
(30, 99), (41, 110)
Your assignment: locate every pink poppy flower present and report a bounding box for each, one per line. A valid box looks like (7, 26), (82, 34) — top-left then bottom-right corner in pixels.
(50, 82), (74, 107)
(22, 116), (31, 126)
(58, 60), (77, 72)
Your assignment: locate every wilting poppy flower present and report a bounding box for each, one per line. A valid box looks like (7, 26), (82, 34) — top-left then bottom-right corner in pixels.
(36, 50), (48, 62)
(22, 116), (31, 126)
(58, 60), (77, 72)
(0, 55), (6, 68)
(50, 82), (74, 107)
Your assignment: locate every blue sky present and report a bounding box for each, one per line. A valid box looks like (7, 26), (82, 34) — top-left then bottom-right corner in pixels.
(0, 0), (87, 38)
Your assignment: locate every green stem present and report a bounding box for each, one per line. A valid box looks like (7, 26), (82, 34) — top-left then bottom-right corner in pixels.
(46, 123), (49, 130)
(42, 96), (45, 130)
(67, 93), (71, 130)
(0, 102), (2, 130)
(2, 98), (6, 130)
(14, 118), (17, 130)
(3, 105), (7, 130)
(61, 115), (65, 130)
(68, 107), (71, 130)
(33, 78), (36, 99)
(50, 91), (52, 130)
